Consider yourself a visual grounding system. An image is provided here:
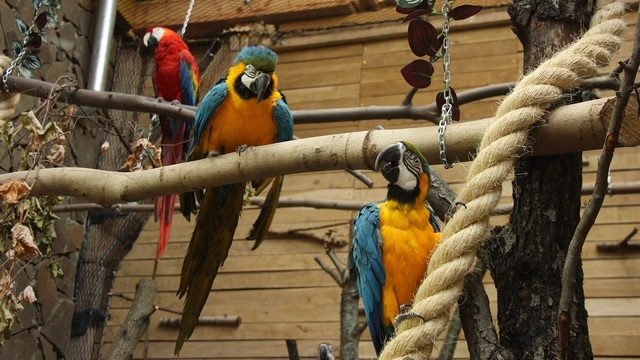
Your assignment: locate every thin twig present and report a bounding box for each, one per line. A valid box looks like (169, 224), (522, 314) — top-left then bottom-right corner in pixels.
(558, 7), (640, 358)
(314, 256), (343, 285)
(596, 227), (640, 252)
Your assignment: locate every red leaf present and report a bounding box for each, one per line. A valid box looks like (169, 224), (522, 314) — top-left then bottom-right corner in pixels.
(402, 9), (430, 23)
(35, 13), (48, 29)
(449, 5), (483, 21)
(395, 1), (433, 14)
(436, 88), (460, 121)
(27, 33), (42, 48)
(408, 20), (439, 57)
(401, 60), (434, 89)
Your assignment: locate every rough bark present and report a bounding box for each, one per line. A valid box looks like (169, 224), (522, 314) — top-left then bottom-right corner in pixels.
(487, 1), (594, 358)
(105, 279), (157, 360)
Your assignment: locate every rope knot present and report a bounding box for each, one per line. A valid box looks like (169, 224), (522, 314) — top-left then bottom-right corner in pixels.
(0, 55), (20, 121)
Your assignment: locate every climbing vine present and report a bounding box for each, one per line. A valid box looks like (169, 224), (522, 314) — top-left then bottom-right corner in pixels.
(396, 0), (482, 121)
(0, 0), (65, 345)
(7, 0), (61, 79)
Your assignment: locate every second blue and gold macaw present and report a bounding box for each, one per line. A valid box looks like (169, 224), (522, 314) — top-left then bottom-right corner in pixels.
(175, 46), (294, 354)
(350, 141), (441, 355)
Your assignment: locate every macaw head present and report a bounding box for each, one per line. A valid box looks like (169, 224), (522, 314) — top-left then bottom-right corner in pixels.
(232, 46), (279, 103)
(142, 27), (184, 54)
(375, 141), (431, 197)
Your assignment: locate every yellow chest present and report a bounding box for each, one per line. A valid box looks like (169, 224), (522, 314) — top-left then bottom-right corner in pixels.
(378, 200), (440, 326)
(204, 90), (278, 155)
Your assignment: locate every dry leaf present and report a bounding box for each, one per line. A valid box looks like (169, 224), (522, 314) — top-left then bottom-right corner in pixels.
(18, 285), (36, 304)
(100, 141), (109, 154)
(0, 180), (31, 205)
(11, 224), (41, 259)
(120, 139), (161, 172)
(46, 144), (65, 165)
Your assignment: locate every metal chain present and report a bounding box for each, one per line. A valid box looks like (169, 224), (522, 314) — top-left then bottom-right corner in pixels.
(438, 0), (454, 169)
(2, 6), (39, 93)
(179, 0), (196, 38)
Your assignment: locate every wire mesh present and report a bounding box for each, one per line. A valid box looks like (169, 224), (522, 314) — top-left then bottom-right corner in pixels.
(69, 37), (151, 360)
(68, 31), (262, 359)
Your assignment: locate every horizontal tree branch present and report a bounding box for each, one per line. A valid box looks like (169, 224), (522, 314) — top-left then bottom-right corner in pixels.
(0, 97), (638, 206)
(4, 75), (620, 125)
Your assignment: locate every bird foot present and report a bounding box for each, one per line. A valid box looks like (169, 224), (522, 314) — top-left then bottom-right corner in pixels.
(170, 99), (181, 106)
(236, 144), (249, 154)
(394, 311), (426, 328)
(206, 150), (221, 158)
(155, 96), (166, 103)
(445, 201), (467, 221)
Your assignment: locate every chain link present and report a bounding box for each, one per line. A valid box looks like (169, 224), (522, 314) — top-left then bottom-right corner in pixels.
(2, 6), (39, 93)
(179, 0), (196, 38)
(438, 0), (454, 169)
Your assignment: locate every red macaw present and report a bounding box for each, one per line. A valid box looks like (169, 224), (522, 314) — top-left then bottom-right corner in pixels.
(350, 141), (441, 354)
(175, 46), (294, 354)
(143, 27), (200, 259)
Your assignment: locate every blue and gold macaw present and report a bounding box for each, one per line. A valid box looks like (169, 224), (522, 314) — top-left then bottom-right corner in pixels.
(175, 46), (294, 354)
(142, 26), (200, 259)
(350, 141), (441, 354)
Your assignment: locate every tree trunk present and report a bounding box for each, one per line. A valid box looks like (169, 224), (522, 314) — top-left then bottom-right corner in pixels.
(486, 0), (594, 358)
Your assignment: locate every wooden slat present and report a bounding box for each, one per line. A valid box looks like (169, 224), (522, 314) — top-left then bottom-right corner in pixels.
(113, 269), (337, 292)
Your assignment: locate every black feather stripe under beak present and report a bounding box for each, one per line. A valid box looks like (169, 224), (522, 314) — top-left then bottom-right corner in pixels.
(254, 73), (271, 103)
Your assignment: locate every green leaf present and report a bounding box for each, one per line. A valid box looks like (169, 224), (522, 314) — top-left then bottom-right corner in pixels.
(22, 54), (41, 70)
(0, 290), (24, 347)
(40, 122), (64, 143)
(0, 120), (15, 149)
(396, 0), (423, 8)
(15, 18), (28, 34)
(11, 41), (22, 57)
(45, 11), (57, 28)
(17, 66), (32, 78)
(48, 259), (64, 278)
(19, 111), (44, 136)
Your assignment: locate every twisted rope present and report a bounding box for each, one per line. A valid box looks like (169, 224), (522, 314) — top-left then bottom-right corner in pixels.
(380, 1), (627, 359)
(0, 56), (20, 121)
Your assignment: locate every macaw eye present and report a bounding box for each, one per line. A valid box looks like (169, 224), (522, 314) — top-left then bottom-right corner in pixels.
(405, 151), (421, 169)
(244, 64), (256, 77)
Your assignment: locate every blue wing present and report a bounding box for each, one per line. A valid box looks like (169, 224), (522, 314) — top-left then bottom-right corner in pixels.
(179, 51), (199, 107)
(189, 82), (229, 153)
(350, 202), (386, 354)
(273, 97), (294, 143)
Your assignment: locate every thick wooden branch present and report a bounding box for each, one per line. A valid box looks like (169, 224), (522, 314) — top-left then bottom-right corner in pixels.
(105, 279), (157, 360)
(0, 97), (638, 206)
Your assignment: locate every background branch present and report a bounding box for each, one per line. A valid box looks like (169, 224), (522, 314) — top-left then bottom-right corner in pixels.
(557, 8), (640, 357)
(105, 279), (157, 360)
(1, 97), (636, 206)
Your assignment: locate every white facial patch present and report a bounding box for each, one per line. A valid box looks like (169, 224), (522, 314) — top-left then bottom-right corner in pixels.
(395, 164), (417, 191)
(152, 27), (165, 40)
(241, 64), (256, 92)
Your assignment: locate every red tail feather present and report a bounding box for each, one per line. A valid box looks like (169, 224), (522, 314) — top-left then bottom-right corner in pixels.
(155, 194), (176, 259)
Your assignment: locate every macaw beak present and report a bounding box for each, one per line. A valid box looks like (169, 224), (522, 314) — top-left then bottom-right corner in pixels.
(253, 72), (272, 103)
(142, 32), (158, 54)
(375, 142), (404, 184)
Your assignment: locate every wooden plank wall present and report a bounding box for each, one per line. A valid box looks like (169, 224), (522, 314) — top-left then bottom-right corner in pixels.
(104, 7), (640, 360)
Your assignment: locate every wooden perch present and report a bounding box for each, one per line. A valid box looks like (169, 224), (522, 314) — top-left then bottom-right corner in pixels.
(105, 279), (157, 360)
(596, 227), (640, 252)
(1, 96), (638, 205)
(159, 315), (241, 327)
